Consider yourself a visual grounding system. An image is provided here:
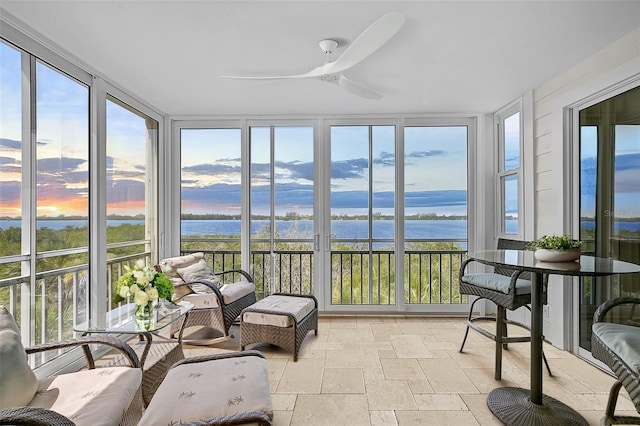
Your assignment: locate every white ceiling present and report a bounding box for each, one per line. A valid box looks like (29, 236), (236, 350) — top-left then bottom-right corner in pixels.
(1, 1), (639, 117)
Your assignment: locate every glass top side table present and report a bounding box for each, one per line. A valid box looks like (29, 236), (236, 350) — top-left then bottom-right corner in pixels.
(74, 300), (193, 405)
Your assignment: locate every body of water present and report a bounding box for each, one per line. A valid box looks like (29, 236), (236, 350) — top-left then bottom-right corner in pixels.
(1, 219), (639, 240)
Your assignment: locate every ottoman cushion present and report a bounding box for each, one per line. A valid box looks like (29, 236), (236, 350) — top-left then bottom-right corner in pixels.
(243, 295), (316, 328)
(139, 355), (272, 425)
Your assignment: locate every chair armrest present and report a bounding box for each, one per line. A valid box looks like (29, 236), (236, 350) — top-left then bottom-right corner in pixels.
(0, 406), (75, 425)
(215, 269), (254, 283)
(25, 335), (140, 369)
(180, 410), (271, 426)
(593, 297), (640, 323)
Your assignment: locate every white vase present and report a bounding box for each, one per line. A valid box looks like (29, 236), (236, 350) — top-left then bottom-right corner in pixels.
(534, 248), (581, 262)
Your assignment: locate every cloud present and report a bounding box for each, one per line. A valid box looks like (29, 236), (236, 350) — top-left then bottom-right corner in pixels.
(107, 179), (145, 204)
(0, 138), (21, 150)
(0, 180), (21, 205)
(37, 157), (86, 174)
(182, 163), (241, 174)
(331, 158), (369, 179)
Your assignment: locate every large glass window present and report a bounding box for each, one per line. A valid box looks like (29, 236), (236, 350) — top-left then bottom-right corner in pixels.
(496, 108), (521, 235)
(578, 85), (640, 353)
(404, 126), (468, 304)
(106, 97), (158, 308)
(0, 41), (22, 262)
(330, 125), (395, 305)
(180, 128), (243, 274)
(250, 126), (315, 298)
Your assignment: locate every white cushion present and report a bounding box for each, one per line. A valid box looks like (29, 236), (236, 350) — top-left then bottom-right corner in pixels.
(177, 259), (220, 293)
(181, 292), (220, 308)
(29, 367), (142, 426)
(159, 253), (220, 294)
(220, 281), (256, 304)
(159, 252), (205, 286)
(139, 355), (272, 425)
(242, 295), (315, 328)
(0, 306), (38, 409)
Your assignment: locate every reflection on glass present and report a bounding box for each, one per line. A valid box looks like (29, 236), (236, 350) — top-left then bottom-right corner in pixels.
(503, 174), (518, 234)
(36, 61), (89, 254)
(504, 112), (520, 171)
(249, 126), (315, 296)
(0, 41), (22, 259)
(578, 85), (640, 353)
(180, 127), (242, 257)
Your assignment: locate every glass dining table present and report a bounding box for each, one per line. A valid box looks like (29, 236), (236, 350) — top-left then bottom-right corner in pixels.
(467, 250), (640, 426)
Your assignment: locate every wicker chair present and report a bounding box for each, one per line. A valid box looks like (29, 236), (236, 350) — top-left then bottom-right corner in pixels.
(592, 297), (640, 426)
(158, 252), (257, 344)
(459, 238), (552, 380)
(0, 306), (143, 426)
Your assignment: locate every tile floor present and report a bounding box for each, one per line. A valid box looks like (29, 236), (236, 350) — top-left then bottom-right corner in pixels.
(178, 316), (636, 426)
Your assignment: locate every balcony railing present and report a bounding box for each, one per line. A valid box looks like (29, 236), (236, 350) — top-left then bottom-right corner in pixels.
(182, 238), (468, 306)
(2, 240), (466, 366)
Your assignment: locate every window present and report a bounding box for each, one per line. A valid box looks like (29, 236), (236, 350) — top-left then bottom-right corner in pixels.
(180, 127), (243, 270)
(496, 104), (522, 235)
(578, 84), (640, 353)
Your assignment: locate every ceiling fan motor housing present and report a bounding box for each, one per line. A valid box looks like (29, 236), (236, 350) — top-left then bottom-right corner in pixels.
(319, 39), (338, 53)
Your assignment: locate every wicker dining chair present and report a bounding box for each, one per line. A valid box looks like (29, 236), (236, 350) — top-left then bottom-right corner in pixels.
(459, 238), (552, 380)
(592, 296), (640, 425)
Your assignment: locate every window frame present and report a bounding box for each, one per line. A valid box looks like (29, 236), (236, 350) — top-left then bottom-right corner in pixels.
(495, 98), (526, 239)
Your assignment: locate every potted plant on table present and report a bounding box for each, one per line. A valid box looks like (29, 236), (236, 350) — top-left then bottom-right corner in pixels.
(529, 234), (582, 262)
(115, 259), (174, 329)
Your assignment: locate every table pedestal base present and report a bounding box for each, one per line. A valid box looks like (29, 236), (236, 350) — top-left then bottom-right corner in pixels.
(487, 387), (588, 426)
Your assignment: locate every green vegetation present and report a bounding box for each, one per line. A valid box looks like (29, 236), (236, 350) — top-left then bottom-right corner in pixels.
(530, 234), (583, 250)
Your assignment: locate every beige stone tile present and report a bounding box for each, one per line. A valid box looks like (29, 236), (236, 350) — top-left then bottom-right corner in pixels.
(407, 379), (434, 394)
(363, 366), (386, 385)
(462, 367), (505, 393)
(381, 358), (427, 381)
(414, 393), (469, 411)
(327, 327), (375, 342)
(291, 394), (370, 426)
(328, 318), (358, 329)
(378, 349), (397, 358)
(271, 393), (297, 411)
(366, 380), (417, 410)
(276, 358), (324, 394)
(370, 410), (398, 425)
(418, 358), (479, 393)
(321, 368), (365, 394)
(390, 334), (433, 358)
(359, 341), (393, 350)
(325, 348), (381, 369)
(398, 321), (430, 335)
(266, 358), (289, 393)
(460, 394), (504, 426)
(370, 322), (403, 336)
(396, 410), (480, 425)
(273, 410), (293, 426)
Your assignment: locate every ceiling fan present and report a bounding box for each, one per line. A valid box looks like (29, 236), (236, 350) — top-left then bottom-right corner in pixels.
(220, 11), (405, 99)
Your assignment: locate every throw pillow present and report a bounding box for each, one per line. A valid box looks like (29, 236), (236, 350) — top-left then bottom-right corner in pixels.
(0, 306), (38, 409)
(177, 259), (219, 293)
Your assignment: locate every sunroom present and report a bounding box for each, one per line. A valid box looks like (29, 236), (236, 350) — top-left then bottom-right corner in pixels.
(1, 1), (640, 425)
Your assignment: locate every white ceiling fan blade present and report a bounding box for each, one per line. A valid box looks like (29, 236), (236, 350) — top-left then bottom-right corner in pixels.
(220, 64), (327, 80)
(327, 11), (405, 75)
(337, 74), (382, 99)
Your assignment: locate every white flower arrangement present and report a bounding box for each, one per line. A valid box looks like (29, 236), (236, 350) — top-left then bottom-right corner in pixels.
(114, 259), (174, 307)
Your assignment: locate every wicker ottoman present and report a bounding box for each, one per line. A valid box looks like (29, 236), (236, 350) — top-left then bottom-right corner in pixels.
(240, 293), (318, 361)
